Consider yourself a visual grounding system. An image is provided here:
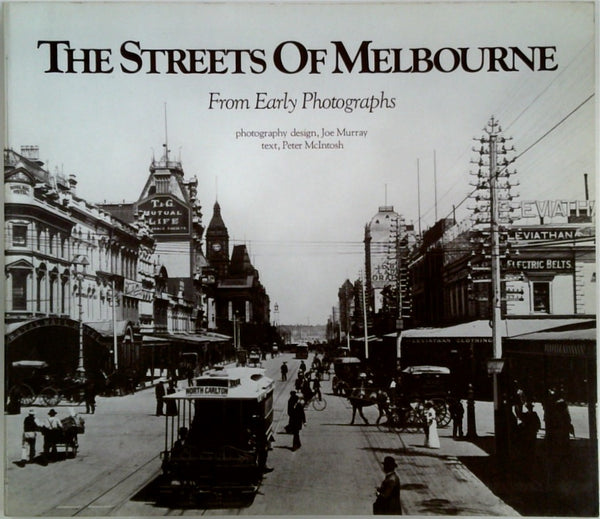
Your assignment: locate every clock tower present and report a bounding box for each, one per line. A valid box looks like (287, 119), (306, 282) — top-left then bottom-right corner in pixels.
(206, 201), (230, 278)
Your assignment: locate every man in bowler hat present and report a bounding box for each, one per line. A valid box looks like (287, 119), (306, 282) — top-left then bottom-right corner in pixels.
(374, 456), (401, 514)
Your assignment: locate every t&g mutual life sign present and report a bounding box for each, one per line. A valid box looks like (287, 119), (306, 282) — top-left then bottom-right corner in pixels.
(137, 195), (190, 235)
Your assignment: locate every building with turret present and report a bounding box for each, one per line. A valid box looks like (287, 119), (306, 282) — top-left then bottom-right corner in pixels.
(205, 201), (273, 348)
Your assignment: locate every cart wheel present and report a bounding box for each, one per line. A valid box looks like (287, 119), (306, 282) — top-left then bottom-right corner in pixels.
(432, 399), (451, 427)
(403, 408), (425, 433)
(17, 384), (36, 406)
(40, 386), (61, 406)
(312, 397), (327, 411)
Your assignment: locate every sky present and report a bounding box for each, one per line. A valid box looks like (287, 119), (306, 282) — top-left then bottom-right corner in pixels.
(4, 1), (596, 325)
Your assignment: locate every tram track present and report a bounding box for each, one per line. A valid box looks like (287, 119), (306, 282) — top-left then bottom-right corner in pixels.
(42, 454), (162, 516)
(43, 356), (307, 516)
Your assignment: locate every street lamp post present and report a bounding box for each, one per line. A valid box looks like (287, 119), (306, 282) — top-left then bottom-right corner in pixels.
(72, 255), (90, 378)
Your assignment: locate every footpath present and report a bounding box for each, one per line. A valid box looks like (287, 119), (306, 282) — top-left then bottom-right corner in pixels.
(348, 403), (518, 516)
(360, 406), (597, 517)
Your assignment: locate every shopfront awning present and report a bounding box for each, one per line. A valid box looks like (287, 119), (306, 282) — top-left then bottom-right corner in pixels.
(400, 318), (595, 343)
(85, 320), (135, 340)
(150, 332), (232, 345)
(505, 320), (596, 358)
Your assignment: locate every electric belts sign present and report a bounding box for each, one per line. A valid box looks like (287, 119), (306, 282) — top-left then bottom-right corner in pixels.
(137, 195), (190, 235)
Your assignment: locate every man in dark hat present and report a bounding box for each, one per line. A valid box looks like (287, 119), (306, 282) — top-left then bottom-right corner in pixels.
(43, 409), (63, 461)
(289, 397), (306, 451)
(155, 380), (166, 416)
(373, 456), (401, 515)
(285, 390), (299, 433)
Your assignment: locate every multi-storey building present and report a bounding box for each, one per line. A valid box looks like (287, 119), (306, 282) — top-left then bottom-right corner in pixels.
(363, 205), (416, 336)
(205, 202), (273, 348)
(403, 203), (596, 402)
(5, 146), (156, 379)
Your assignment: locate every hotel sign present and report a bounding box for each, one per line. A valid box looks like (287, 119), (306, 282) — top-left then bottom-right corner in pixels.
(137, 195), (190, 235)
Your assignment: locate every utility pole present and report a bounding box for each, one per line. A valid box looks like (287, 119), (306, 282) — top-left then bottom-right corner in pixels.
(111, 277), (118, 371)
(360, 270), (369, 359)
(469, 116), (518, 461)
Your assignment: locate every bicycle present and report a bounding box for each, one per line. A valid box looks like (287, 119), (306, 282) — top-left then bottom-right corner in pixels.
(303, 392), (327, 411)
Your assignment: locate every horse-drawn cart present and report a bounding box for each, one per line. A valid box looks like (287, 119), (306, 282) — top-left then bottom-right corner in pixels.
(394, 365), (453, 428)
(332, 357), (362, 396)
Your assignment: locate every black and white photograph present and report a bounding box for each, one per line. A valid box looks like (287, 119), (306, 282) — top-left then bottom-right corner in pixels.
(3, 1), (597, 516)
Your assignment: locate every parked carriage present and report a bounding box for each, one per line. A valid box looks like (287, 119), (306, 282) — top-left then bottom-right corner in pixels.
(6, 361), (90, 408)
(158, 366), (274, 505)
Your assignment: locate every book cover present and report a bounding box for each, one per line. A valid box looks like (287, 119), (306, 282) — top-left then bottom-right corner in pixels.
(3, 1), (597, 516)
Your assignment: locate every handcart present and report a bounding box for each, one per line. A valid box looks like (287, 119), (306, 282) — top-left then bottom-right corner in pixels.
(50, 414), (85, 458)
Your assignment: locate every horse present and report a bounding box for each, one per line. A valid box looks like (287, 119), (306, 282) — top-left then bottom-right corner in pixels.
(347, 388), (390, 425)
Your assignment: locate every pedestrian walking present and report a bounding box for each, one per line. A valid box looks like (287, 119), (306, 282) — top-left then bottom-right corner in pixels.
(19, 409), (39, 466)
(84, 379), (96, 414)
(424, 401), (440, 449)
(280, 361), (288, 381)
(155, 380), (166, 416)
(373, 456), (402, 515)
(285, 390), (299, 432)
(289, 397), (306, 450)
(42, 409), (63, 462)
(165, 380), (178, 416)
(449, 396), (464, 438)
(186, 365), (195, 387)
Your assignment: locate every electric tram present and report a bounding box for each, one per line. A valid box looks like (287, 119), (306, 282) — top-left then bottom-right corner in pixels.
(159, 366), (274, 503)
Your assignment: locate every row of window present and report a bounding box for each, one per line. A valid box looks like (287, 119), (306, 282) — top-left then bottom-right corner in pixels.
(9, 221), (140, 280)
(9, 269), (140, 316)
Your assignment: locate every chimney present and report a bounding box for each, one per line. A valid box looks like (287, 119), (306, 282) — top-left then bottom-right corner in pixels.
(20, 145), (44, 166)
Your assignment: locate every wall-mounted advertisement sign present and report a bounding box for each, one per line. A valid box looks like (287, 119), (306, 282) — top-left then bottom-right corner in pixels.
(505, 258), (573, 272)
(518, 200), (595, 220)
(137, 195), (190, 235)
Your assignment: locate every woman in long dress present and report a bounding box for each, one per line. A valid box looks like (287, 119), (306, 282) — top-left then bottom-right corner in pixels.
(424, 401), (440, 449)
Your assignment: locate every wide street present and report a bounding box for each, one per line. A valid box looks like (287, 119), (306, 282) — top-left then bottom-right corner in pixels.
(4, 353), (592, 516)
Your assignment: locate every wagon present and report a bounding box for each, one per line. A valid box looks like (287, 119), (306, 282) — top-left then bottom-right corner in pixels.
(332, 357), (363, 396)
(398, 365), (452, 427)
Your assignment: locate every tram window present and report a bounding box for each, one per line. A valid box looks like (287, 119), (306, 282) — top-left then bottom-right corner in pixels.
(190, 400), (261, 448)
